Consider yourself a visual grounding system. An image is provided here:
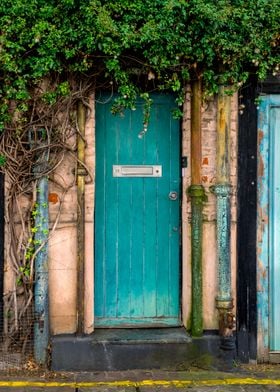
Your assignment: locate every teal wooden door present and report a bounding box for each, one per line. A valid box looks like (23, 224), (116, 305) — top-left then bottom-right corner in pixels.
(94, 94), (181, 327)
(267, 95), (280, 350)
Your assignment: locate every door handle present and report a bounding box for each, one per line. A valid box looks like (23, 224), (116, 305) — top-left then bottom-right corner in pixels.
(169, 191), (178, 200)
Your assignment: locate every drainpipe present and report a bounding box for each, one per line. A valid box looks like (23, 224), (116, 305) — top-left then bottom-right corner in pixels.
(188, 79), (206, 337)
(34, 138), (49, 365)
(77, 101), (86, 334)
(211, 86), (235, 349)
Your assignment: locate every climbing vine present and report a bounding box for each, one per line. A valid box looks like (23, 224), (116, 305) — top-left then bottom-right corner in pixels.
(0, 0), (279, 351)
(1, 84), (85, 353)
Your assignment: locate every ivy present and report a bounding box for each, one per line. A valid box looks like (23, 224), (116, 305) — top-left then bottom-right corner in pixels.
(0, 0), (279, 125)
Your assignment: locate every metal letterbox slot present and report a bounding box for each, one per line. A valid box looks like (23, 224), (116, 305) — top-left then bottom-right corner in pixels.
(113, 165), (162, 177)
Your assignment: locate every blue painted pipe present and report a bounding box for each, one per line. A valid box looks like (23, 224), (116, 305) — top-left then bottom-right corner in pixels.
(34, 175), (49, 365)
(211, 88), (235, 346)
(213, 184), (231, 302)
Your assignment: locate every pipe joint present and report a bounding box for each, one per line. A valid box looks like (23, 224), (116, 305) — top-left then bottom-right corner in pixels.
(216, 298), (233, 310)
(218, 309), (236, 337)
(188, 185), (207, 205)
(216, 298), (236, 337)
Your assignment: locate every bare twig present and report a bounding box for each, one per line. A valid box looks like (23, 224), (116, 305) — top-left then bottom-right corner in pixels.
(0, 80), (93, 352)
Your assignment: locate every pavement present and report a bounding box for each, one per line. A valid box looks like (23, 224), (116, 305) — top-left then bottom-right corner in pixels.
(1, 365), (280, 391)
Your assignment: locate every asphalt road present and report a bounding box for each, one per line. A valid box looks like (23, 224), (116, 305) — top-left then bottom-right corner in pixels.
(1, 366), (280, 391)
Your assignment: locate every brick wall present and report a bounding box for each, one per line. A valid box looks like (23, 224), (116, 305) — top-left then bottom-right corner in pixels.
(182, 91), (238, 329)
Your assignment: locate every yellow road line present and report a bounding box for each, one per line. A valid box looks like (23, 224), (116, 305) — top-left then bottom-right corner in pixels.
(1, 378), (280, 388)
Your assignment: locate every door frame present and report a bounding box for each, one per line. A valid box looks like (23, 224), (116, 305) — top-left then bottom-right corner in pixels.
(238, 76), (280, 362)
(257, 93), (280, 362)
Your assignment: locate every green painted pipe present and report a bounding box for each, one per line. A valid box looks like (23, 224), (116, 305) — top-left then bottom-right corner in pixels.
(188, 185), (206, 337)
(188, 79), (206, 337)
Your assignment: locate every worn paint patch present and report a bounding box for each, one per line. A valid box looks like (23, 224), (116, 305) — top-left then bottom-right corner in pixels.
(48, 192), (59, 204)
(217, 90), (231, 183)
(257, 129), (264, 178)
(202, 157), (209, 165)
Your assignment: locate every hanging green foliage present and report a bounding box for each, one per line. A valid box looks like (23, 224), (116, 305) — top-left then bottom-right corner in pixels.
(0, 0), (279, 127)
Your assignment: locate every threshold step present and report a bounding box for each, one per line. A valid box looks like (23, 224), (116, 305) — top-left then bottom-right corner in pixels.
(51, 329), (230, 371)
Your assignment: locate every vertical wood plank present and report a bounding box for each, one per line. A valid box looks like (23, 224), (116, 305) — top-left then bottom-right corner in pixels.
(156, 99), (175, 318)
(143, 107), (158, 317)
(117, 112), (133, 317)
(169, 100), (181, 316)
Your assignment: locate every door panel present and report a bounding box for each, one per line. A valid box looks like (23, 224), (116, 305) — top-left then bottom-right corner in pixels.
(94, 94), (181, 327)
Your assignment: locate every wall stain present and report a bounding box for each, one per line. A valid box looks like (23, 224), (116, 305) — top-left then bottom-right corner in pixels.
(202, 157), (209, 165)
